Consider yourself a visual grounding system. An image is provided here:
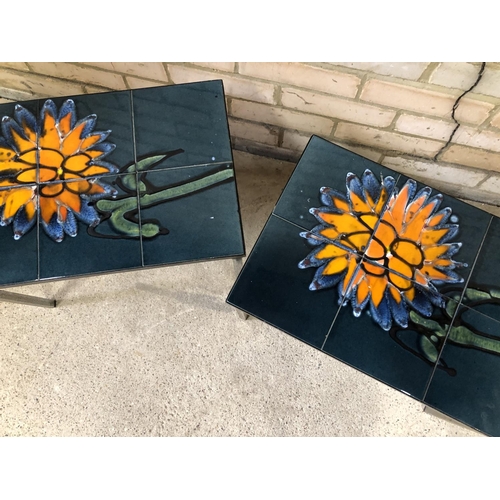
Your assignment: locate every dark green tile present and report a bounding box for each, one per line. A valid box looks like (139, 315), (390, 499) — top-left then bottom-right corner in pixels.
(39, 173), (142, 279)
(227, 215), (343, 349)
(132, 81), (232, 170)
(465, 217), (500, 323)
(424, 306), (500, 436)
(273, 135), (400, 230)
(139, 164), (244, 266)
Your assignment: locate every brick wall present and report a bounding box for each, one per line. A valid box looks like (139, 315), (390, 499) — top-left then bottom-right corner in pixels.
(1, 62), (500, 205)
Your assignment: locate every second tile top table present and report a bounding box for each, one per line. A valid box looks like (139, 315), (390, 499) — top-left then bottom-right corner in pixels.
(227, 134), (500, 437)
(0, 80), (244, 286)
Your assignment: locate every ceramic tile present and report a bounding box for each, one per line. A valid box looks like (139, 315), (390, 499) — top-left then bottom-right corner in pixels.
(132, 81), (232, 170)
(39, 91), (135, 180)
(0, 183), (38, 286)
(465, 216), (500, 323)
(139, 164), (244, 267)
(227, 214), (343, 349)
(273, 135), (400, 230)
(39, 173), (142, 279)
(424, 306), (500, 436)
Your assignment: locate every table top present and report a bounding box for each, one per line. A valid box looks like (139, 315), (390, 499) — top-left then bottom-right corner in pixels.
(227, 134), (500, 437)
(0, 80), (245, 286)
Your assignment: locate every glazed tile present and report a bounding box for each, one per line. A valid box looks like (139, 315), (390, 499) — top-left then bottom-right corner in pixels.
(227, 214), (343, 349)
(424, 305), (500, 436)
(465, 216), (500, 323)
(139, 164), (244, 267)
(38, 173), (142, 279)
(273, 135), (399, 230)
(0, 185), (38, 286)
(132, 81), (232, 170)
(40, 91), (135, 177)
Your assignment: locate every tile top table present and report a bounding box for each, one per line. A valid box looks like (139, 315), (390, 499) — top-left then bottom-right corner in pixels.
(227, 134), (500, 437)
(0, 80), (244, 295)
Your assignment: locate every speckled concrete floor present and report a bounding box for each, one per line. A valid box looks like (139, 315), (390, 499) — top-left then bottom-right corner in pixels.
(0, 150), (491, 437)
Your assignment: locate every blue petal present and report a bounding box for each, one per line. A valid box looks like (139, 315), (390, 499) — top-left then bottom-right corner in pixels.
(309, 264), (346, 291)
(299, 229), (327, 247)
(88, 142), (116, 160)
(350, 283), (370, 318)
(12, 205), (36, 239)
(73, 201), (100, 226)
(369, 294), (392, 331)
(433, 224), (459, 244)
(432, 207), (451, 225)
(1, 116), (28, 152)
(14, 104), (37, 137)
(319, 186), (348, 208)
(361, 169), (381, 202)
(58, 99), (76, 129)
(78, 115), (97, 137)
(382, 175), (396, 198)
(346, 172), (364, 202)
(62, 209), (77, 237)
(81, 182), (117, 202)
(42, 213), (64, 242)
(407, 288), (433, 317)
(386, 289), (408, 328)
(40, 100), (58, 134)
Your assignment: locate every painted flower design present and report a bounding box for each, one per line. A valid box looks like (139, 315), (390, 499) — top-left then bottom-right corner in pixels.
(0, 100), (117, 241)
(299, 169), (465, 331)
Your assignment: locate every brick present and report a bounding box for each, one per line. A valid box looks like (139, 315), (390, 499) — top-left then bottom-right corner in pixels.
(28, 62), (126, 89)
(0, 97), (14, 104)
(83, 62), (168, 82)
(282, 130), (316, 151)
(232, 136), (300, 163)
(430, 62), (500, 99)
(231, 99), (334, 135)
(0, 86), (35, 102)
(476, 175), (500, 194)
(490, 110), (500, 129)
(382, 156), (487, 189)
(228, 118), (279, 146)
(453, 126), (500, 153)
(360, 79), (493, 125)
(126, 76), (168, 90)
(328, 62), (429, 80)
(0, 69), (92, 98)
(333, 142), (383, 163)
(395, 114), (455, 141)
(441, 144), (500, 173)
(239, 62), (360, 98)
(193, 62), (235, 72)
(168, 65), (276, 105)
(335, 122), (444, 158)
(281, 87), (395, 127)
(0, 63), (30, 71)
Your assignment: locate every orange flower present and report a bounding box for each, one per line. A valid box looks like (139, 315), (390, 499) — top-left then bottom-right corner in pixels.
(299, 170), (465, 330)
(0, 100), (117, 241)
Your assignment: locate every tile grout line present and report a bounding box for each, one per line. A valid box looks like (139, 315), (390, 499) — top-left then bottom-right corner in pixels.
(36, 99), (40, 281)
(421, 214), (494, 402)
(129, 91), (144, 267)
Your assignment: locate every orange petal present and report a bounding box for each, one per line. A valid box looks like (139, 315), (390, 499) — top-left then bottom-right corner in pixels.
(359, 214), (379, 229)
(0, 146), (16, 161)
(389, 284), (402, 303)
(345, 232), (371, 252)
(11, 129), (35, 153)
(58, 113), (72, 136)
(39, 167), (58, 183)
(2, 188), (34, 220)
(58, 205), (68, 222)
(387, 184), (412, 232)
(16, 169), (37, 183)
(39, 113), (60, 150)
(333, 197), (349, 212)
(357, 277), (370, 304)
(420, 265), (453, 281)
(349, 191), (371, 213)
(361, 260), (386, 276)
(80, 134), (102, 150)
(388, 271), (412, 291)
(367, 274), (388, 307)
(423, 244), (452, 261)
(374, 187), (389, 214)
(323, 255), (348, 275)
(17, 150), (37, 166)
(405, 287), (415, 302)
(55, 189), (81, 213)
(61, 122), (86, 156)
(420, 228), (449, 246)
(341, 256), (359, 295)
(373, 220), (397, 249)
(318, 212), (369, 233)
(82, 165), (110, 176)
(365, 238), (385, 261)
(39, 149), (64, 169)
(64, 154), (90, 173)
(39, 196), (58, 223)
(319, 227), (340, 240)
(388, 256), (413, 280)
(401, 202), (437, 241)
(316, 244), (348, 260)
(391, 240), (423, 266)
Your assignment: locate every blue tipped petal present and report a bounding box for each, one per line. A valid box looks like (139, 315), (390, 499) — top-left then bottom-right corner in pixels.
(319, 186), (348, 208)
(87, 142), (116, 160)
(81, 182), (117, 202)
(382, 175), (396, 198)
(12, 205), (36, 239)
(432, 207), (452, 225)
(1, 116), (28, 152)
(58, 99), (76, 129)
(407, 288), (433, 317)
(62, 209), (77, 237)
(14, 105), (37, 137)
(350, 283), (370, 318)
(299, 230), (327, 246)
(309, 264), (346, 291)
(89, 160), (119, 175)
(73, 201), (100, 226)
(369, 294), (392, 331)
(346, 172), (364, 201)
(78, 115), (97, 137)
(42, 213), (64, 242)
(361, 169), (381, 202)
(386, 288), (409, 328)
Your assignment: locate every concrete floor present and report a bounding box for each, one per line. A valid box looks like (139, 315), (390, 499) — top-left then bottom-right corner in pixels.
(0, 150), (491, 437)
